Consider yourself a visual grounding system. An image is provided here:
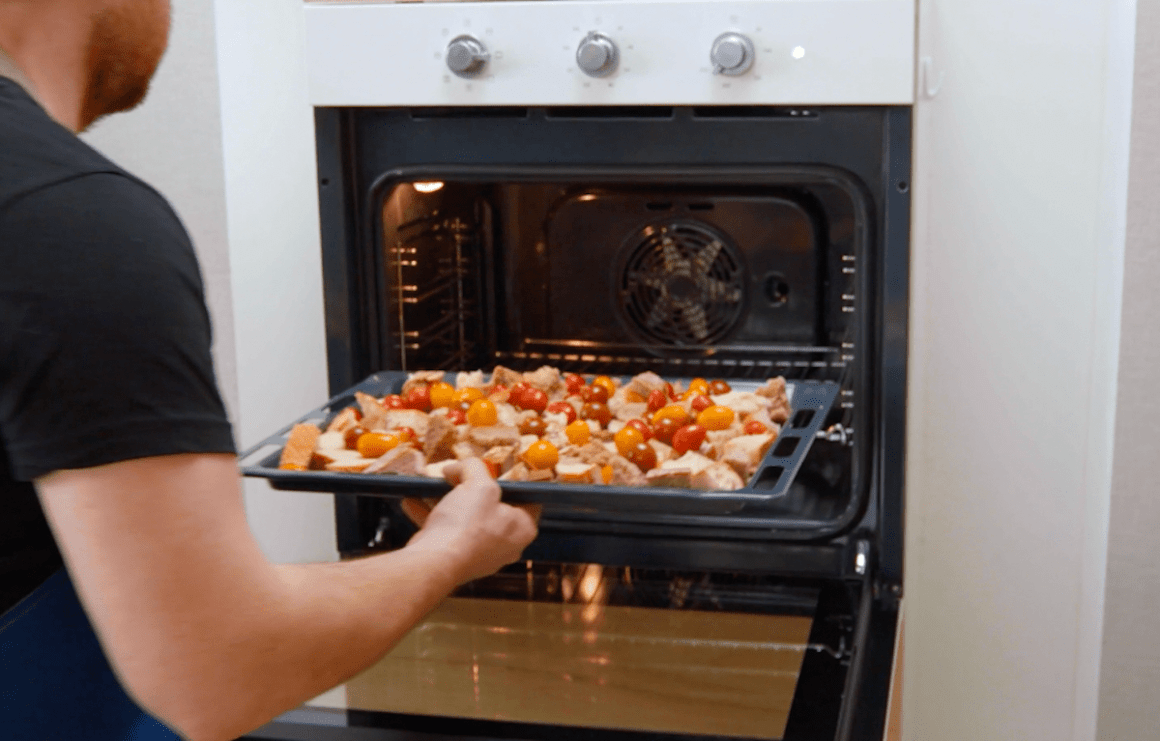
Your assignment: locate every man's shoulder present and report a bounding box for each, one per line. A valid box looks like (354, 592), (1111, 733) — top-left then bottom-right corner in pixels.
(0, 78), (140, 212)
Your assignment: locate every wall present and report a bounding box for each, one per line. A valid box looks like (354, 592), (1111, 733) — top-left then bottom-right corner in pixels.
(904, 1), (1134, 740)
(1095, 1), (1160, 738)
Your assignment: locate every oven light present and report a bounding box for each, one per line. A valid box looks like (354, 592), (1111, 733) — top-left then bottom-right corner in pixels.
(792, 46), (806, 60)
(412, 181), (444, 193)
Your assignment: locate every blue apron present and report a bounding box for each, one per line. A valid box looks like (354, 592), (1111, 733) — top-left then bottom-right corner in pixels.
(0, 568), (179, 740)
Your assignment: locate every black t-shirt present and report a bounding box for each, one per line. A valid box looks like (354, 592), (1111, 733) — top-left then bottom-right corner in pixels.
(0, 78), (236, 614)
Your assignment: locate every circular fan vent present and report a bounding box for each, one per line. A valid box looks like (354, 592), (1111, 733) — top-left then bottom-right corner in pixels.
(618, 220), (746, 346)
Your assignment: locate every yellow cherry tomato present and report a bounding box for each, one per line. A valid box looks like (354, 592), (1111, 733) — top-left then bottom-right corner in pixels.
(524, 439), (559, 470)
(592, 375), (617, 399)
(467, 398), (499, 427)
(697, 405), (736, 431)
(613, 426), (645, 457)
(453, 387), (485, 405)
(357, 431), (401, 458)
(687, 378), (710, 397)
(565, 419), (591, 446)
(429, 381), (455, 409)
(651, 404), (690, 426)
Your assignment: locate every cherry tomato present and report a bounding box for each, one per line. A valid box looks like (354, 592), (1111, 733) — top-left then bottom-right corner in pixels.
(625, 418), (653, 441)
(687, 378), (710, 397)
(690, 394), (713, 413)
(524, 388), (549, 413)
(489, 383), (507, 397)
(508, 382), (531, 407)
(614, 426), (646, 457)
(624, 390), (645, 403)
(344, 425), (367, 450)
(652, 404), (690, 427)
(565, 373), (586, 396)
(647, 389), (667, 412)
(395, 426), (417, 444)
(743, 419), (769, 435)
(357, 431), (401, 458)
(381, 394), (405, 410)
(710, 379), (732, 395)
(447, 408), (467, 425)
(453, 387), (485, 406)
(671, 424), (707, 455)
(403, 385), (431, 412)
(565, 419), (591, 446)
(524, 439), (559, 470)
(546, 401), (577, 424)
(665, 382), (679, 400)
(652, 416), (680, 445)
(697, 405), (736, 431)
(519, 416), (547, 436)
(428, 381), (455, 409)
(600, 464), (614, 484)
(467, 398), (499, 427)
(626, 441), (658, 472)
(592, 375), (617, 399)
(581, 384), (609, 404)
(580, 401), (612, 428)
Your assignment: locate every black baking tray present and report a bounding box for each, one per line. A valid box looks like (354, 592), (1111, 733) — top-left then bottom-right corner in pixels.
(238, 371), (838, 516)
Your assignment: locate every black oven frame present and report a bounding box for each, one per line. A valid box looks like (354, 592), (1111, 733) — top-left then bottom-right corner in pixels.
(272, 105), (911, 741)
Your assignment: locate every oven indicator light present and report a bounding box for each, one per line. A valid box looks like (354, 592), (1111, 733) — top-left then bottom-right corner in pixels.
(792, 46), (806, 59)
(412, 182), (444, 193)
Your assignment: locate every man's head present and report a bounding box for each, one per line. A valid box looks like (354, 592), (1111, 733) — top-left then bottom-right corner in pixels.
(80, 0), (171, 129)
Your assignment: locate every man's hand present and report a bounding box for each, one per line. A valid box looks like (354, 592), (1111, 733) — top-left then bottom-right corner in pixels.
(400, 458), (539, 585)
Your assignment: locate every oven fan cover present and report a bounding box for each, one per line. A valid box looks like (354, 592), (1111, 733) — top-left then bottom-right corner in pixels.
(618, 220), (747, 346)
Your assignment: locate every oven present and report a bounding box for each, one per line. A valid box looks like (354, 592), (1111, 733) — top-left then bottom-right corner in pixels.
(240, 2), (913, 740)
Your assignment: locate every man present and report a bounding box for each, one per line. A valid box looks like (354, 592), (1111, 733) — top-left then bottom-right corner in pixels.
(0, 2), (539, 740)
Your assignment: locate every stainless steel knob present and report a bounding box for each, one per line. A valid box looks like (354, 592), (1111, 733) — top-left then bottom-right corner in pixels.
(446, 35), (489, 77)
(576, 31), (619, 77)
(710, 32), (755, 76)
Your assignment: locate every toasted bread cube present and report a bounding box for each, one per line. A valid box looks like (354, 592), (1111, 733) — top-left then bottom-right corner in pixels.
(482, 445), (518, 476)
(364, 445), (426, 475)
(452, 440), (486, 460)
(608, 455), (647, 486)
(383, 409), (429, 438)
(499, 462), (531, 482)
(646, 467), (692, 488)
(690, 462), (745, 491)
(719, 433), (776, 478)
(424, 413), (458, 463)
(557, 462), (598, 484)
(279, 423), (321, 470)
(354, 391), (387, 431)
(401, 370), (444, 396)
(626, 371), (666, 399)
(324, 407), (361, 434)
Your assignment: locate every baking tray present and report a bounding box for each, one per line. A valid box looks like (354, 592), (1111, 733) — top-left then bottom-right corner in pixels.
(238, 372), (839, 516)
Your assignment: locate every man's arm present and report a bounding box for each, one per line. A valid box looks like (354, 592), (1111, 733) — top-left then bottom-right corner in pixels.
(36, 454), (536, 741)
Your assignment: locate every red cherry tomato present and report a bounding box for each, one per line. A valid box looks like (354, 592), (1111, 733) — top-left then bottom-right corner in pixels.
(344, 425), (367, 450)
(546, 401), (577, 424)
(490, 383), (508, 396)
(672, 424), (708, 455)
(508, 383), (531, 408)
(522, 388), (549, 413)
(446, 408), (467, 425)
(625, 418), (653, 441)
(665, 382), (679, 400)
(743, 419), (769, 435)
(580, 401), (612, 428)
(647, 389), (667, 412)
(581, 384), (609, 404)
(395, 426), (417, 443)
(626, 441), (658, 472)
(381, 394), (405, 410)
(565, 373), (586, 395)
(652, 416), (680, 445)
(403, 385), (431, 411)
(690, 394), (713, 413)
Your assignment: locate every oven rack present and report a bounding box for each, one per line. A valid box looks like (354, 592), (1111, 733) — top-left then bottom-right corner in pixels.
(238, 371), (838, 516)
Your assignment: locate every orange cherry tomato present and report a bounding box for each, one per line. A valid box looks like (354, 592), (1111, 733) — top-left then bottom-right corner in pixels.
(614, 426), (646, 457)
(428, 381), (455, 408)
(690, 394), (713, 413)
(344, 425), (367, 450)
(565, 419), (591, 446)
(453, 387), (485, 406)
(625, 418), (652, 441)
(647, 389), (667, 412)
(524, 439), (559, 470)
(381, 394), (405, 410)
(697, 405), (736, 431)
(357, 431), (401, 458)
(519, 416), (547, 436)
(652, 416), (680, 445)
(546, 401), (577, 424)
(467, 398), (499, 426)
(581, 384), (609, 404)
(626, 441), (658, 472)
(403, 385), (431, 411)
(652, 404), (690, 426)
(447, 408), (467, 425)
(671, 424), (707, 455)
(565, 373), (586, 395)
(580, 401), (612, 428)
(687, 378), (710, 397)
(743, 419), (769, 435)
(710, 379), (732, 395)
(600, 464), (614, 484)
(592, 375), (617, 399)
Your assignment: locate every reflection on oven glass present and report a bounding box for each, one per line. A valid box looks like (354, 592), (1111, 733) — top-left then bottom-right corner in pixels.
(313, 563), (817, 740)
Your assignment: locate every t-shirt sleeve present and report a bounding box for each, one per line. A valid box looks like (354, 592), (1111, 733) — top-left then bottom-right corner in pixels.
(0, 173), (235, 481)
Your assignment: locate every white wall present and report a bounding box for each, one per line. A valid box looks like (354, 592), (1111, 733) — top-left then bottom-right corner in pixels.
(1096, 1), (1160, 738)
(904, 1), (1134, 740)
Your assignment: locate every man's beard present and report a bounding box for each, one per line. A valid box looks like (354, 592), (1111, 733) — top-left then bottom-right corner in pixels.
(79, 0), (170, 130)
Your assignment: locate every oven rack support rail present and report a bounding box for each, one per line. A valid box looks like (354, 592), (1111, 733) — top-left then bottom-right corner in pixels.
(238, 371), (838, 517)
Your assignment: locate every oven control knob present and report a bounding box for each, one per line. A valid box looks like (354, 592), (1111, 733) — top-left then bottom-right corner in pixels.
(710, 32), (755, 76)
(446, 35), (490, 77)
(576, 31), (619, 77)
